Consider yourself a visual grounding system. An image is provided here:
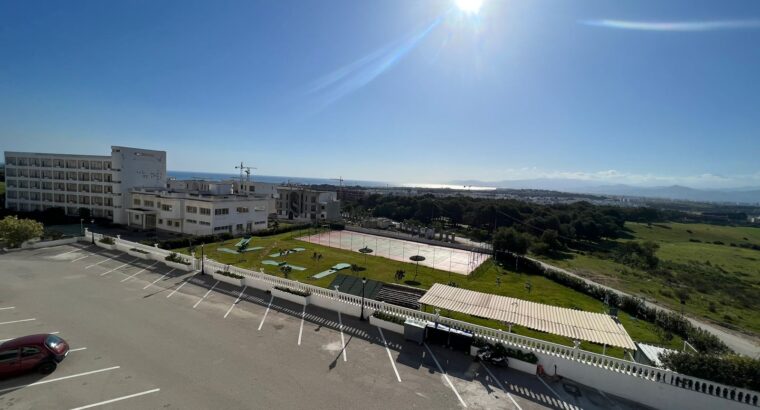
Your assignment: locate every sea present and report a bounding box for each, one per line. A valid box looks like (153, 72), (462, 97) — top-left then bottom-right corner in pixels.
(167, 171), (387, 187)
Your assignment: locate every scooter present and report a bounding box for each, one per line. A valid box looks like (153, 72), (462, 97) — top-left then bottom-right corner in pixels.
(476, 345), (509, 367)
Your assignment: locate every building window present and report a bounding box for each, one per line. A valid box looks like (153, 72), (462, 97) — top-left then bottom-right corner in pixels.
(255, 220), (266, 225)
(161, 204), (172, 211)
(236, 207), (249, 213)
(174, 221), (180, 227)
(186, 219), (197, 224)
(214, 208), (229, 215)
(133, 198), (141, 206)
(134, 215), (139, 220)
(143, 200), (154, 207)
(236, 224), (243, 231)
(186, 206), (197, 214)
(199, 221), (211, 226)
(199, 208), (211, 215)
(158, 219), (163, 224)
(213, 225), (231, 232)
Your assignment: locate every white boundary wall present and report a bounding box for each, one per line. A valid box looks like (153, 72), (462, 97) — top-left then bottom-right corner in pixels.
(77, 230), (760, 410)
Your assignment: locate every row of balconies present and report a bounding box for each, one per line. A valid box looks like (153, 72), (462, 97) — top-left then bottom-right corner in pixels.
(5, 158), (111, 170)
(5, 172), (113, 182)
(7, 196), (113, 207)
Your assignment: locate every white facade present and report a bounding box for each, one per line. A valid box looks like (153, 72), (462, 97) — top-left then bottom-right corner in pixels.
(128, 186), (269, 236)
(3, 146), (165, 222)
(276, 186), (341, 222)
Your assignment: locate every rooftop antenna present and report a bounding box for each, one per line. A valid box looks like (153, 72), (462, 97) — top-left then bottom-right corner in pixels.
(235, 162), (256, 190)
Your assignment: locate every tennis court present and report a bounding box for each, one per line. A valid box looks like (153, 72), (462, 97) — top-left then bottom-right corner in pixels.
(297, 230), (489, 275)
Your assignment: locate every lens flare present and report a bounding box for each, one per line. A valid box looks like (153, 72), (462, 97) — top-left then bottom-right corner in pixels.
(455, 0), (483, 14)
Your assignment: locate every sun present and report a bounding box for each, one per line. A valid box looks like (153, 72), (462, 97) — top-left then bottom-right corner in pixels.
(455, 0), (484, 14)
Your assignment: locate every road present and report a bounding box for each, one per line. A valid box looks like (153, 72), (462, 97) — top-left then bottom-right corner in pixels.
(528, 257), (760, 357)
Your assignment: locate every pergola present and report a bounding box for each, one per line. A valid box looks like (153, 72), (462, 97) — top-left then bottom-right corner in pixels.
(419, 284), (636, 350)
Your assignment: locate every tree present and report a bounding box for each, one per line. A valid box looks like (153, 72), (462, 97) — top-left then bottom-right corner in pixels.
(493, 227), (530, 258)
(0, 215), (44, 248)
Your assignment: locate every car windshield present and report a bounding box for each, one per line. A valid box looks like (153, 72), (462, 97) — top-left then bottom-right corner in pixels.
(44, 335), (64, 350)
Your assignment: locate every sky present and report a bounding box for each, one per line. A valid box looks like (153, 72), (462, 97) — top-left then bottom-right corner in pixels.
(1, 0), (759, 188)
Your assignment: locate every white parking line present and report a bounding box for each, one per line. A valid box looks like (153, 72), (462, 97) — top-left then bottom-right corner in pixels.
(0, 318), (36, 326)
(258, 294), (274, 331)
(85, 257), (114, 269)
(120, 261), (159, 282)
(56, 248), (81, 257)
(143, 269), (175, 290)
(224, 286), (248, 318)
(537, 375), (562, 401)
(0, 307), (14, 311)
(337, 312), (347, 362)
(69, 388), (160, 410)
(298, 305), (306, 346)
(481, 362), (521, 410)
(99, 258), (139, 276)
(424, 343), (467, 408)
(69, 347), (87, 352)
(166, 271), (200, 298)
(193, 280), (220, 309)
(377, 327), (402, 382)
(71, 254), (91, 263)
(0, 366), (120, 394)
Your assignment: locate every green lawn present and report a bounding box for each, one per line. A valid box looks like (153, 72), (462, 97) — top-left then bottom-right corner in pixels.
(537, 222), (760, 336)
(177, 229), (684, 358)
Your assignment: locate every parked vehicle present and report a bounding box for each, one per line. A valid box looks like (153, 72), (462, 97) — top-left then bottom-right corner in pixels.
(475, 344), (509, 367)
(0, 334), (70, 378)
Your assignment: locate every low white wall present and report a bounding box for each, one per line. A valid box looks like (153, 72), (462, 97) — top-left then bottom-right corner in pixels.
(22, 237), (80, 249)
(211, 272), (244, 287)
(369, 315), (404, 335)
(271, 288), (309, 305)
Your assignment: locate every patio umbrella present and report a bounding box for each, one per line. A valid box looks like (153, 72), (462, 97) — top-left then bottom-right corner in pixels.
(409, 255), (426, 280)
(358, 246), (373, 266)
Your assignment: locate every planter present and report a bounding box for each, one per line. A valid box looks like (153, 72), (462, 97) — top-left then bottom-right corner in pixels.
(508, 357), (538, 375)
(243, 276), (271, 292)
(211, 272), (244, 287)
(165, 260), (193, 272)
(271, 288), (311, 305)
(127, 249), (152, 259)
(369, 315), (404, 335)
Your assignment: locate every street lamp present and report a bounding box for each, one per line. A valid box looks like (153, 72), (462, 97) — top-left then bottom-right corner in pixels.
(90, 219), (95, 245)
(359, 277), (367, 321)
(80, 218), (84, 236)
(200, 243), (205, 274)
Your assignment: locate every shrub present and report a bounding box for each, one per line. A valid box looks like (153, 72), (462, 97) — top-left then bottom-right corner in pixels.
(165, 252), (190, 265)
(99, 236), (115, 245)
(273, 286), (311, 297)
(215, 270), (244, 279)
(129, 247), (149, 254)
(371, 311), (405, 325)
(0, 215), (44, 248)
(659, 351), (760, 391)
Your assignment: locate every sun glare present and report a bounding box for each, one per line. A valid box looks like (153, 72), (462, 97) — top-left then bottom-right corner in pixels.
(455, 0), (483, 14)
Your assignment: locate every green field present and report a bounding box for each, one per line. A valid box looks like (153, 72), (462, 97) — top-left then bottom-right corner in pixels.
(538, 222), (760, 336)
(177, 229), (683, 358)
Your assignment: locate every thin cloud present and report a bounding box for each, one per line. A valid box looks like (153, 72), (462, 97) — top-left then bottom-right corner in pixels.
(582, 19), (760, 32)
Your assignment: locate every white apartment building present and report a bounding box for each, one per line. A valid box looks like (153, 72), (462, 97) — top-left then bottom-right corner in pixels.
(128, 181), (269, 236)
(3, 146), (166, 223)
(276, 186), (341, 222)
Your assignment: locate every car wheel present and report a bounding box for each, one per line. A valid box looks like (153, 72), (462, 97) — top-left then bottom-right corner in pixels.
(38, 361), (57, 375)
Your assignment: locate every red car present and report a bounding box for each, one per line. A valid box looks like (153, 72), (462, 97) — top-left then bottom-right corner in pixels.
(0, 334), (70, 378)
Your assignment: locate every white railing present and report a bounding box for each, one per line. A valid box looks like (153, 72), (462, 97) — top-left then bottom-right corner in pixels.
(79, 232), (760, 408)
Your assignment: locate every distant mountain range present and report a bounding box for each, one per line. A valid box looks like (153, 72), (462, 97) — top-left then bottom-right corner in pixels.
(449, 179), (760, 204)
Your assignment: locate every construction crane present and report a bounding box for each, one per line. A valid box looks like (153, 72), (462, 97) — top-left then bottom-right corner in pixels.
(235, 162), (257, 191)
(332, 176), (344, 200)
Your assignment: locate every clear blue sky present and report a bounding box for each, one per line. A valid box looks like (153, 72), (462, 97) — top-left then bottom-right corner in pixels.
(1, 0), (759, 188)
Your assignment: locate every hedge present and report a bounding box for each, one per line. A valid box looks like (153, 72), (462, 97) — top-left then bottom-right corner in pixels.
(372, 311), (405, 325)
(215, 270), (244, 279)
(273, 286), (311, 297)
(660, 351), (760, 392)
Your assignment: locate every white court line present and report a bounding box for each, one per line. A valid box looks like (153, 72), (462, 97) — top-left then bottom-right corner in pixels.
(424, 343), (467, 408)
(166, 271), (200, 298)
(377, 327), (402, 382)
(297, 305), (306, 346)
(0, 366), (120, 394)
(69, 388), (160, 410)
(71, 254), (91, 263)
(337, 312), (347, 362)
(143, 269), (175, 290)
(0, 318), (36, 326)
(99, 258), (139, 276)
(120, 261), (159, 282)
(85, 257), (114, 269)
(193, 280), (220, 309)
(0, 307), (14, 311)
(257, 294), (274, 330)
(480, 362), (521, 410)
(69, 347), (87, 352)
(224, 286), (247, 318)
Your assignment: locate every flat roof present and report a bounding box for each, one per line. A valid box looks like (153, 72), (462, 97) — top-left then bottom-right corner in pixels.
(4, 151), (110, 160)
(418, 284), (636, 349)
(637, 343), (676, 367)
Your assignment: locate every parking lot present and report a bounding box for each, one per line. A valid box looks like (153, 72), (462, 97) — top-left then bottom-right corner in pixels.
(0, 243), (641, 409)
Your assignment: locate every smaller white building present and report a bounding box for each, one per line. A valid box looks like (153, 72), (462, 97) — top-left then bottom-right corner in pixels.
(276, 186), (340, 222)
(128, 181), (269, 236)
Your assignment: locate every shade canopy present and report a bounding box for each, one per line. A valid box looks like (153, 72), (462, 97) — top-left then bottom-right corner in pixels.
(418, 284), (636, 350)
